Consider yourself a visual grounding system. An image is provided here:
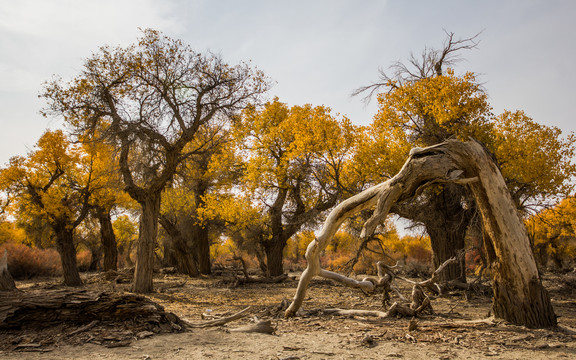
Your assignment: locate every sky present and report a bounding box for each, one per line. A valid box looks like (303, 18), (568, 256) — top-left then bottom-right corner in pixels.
(1, 0), (575, 167)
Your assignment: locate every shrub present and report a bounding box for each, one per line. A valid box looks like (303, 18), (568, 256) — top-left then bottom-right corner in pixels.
(76, 249), (93, 272)
(0, 242), (61, 279)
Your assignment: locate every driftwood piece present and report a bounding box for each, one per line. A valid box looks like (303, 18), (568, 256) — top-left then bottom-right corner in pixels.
(187, 307), (252, 328)
(0, 250), (17, 292)
(285, 139), (556, 328)
(0, 289), (187, 333)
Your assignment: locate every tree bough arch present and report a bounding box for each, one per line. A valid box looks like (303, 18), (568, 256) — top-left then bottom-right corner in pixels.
(285, 139), (557, 328)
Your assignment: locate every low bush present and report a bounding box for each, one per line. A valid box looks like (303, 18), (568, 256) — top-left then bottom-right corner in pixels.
(0, 242), (61, 279)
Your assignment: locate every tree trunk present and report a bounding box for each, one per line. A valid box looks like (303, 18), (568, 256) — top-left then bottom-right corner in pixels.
(394, 183), (470, 283)
(460, 144), (556, 328)
(426, 184), (470, 283)
(54, 224), (82, 286)
(192, 223), (211, 274)
(159, 215), (199, 277)
(191, 182), (211, 275)
(133, 192), (161, 293)
(96, 206), (118, 271)
(426, 224), (465, 281)
(286, 140), (556, 328)
(264, 234), (288, 277)
(88, 247), (102, 272)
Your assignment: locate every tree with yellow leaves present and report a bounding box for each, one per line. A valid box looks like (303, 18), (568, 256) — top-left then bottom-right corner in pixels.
(526, 197), (576, 269)
(357, 32), (576, 282)
(82, 137), (136, 271)
(0, 130), (96, 286)
(237, 98), (359, 276)
(491, 111), (576, 212)
(42, 29), (269, 292)
(160, 123), (241, 276)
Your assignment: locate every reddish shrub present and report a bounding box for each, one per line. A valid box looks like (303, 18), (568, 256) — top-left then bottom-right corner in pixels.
(76, 250), (93, 272)
(0, 243), (61, 279)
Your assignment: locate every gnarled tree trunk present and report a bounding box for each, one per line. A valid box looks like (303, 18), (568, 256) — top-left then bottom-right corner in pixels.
(286, 139), (556, 328)
(133, 193), (161, 293)
(264, 234), (289, 277)
(190, 222), (211, 275)
(160, 215), (200, 277)
(54, 223), (82, 287)
(95, 206), (118, 271)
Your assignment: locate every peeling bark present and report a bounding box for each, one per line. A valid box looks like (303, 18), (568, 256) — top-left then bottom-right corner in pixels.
(285, 139), (556, 328)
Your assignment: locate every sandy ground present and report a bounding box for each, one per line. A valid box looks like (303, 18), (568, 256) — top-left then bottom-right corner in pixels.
(1, 271), (575, 359)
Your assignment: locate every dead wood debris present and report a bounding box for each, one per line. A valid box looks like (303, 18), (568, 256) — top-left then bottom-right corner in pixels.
(320, 257), (465, 320)
(0, 288), (187, 351)
(187, 306), (252, 328)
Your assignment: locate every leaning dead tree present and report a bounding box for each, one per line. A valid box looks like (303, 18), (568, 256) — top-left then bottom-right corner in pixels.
(285, 139), (556, 328)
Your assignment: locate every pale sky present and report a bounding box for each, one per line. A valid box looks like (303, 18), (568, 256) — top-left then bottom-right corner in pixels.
(1, 0), (575, 166)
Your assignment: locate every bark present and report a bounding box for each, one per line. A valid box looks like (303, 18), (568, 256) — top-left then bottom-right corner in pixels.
(188, 307), (251, 328)
(95, 206), (118, 271)
(54, 224), (82, 287)
(132, 192), (161, 293)
(460, 143), (557, 328)
(285, 139), (556, 328)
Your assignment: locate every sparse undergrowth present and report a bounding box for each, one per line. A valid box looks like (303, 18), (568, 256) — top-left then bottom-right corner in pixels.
(1, 270), (575, 359)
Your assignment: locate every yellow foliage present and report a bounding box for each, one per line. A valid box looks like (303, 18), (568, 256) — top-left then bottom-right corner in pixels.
(0, 220), (26, 245)
(0, 130), (103, 239)
(239, 97), (360, 204)
(363, 68), (576, 212)
(526, 197), (576, 268)
(490, 111), (576, 207)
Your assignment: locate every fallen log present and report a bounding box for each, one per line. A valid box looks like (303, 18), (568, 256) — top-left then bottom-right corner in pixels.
(0, 289), (187, 333)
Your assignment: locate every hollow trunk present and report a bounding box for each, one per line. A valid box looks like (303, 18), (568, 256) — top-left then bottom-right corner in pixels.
(132, 192), (161, 293)
(96, 206), (118, 271)
(54, 224), (82, 286)
(264, 234), (288, 277)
